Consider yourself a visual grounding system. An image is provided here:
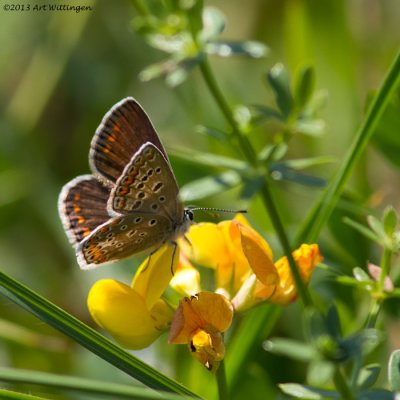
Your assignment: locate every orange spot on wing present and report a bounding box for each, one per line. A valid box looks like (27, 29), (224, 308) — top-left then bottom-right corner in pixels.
(74, 195), (80, 201)
(100, 226), (110, 234)
(77, 216), (85, 225)
(73, 205), (81, 213)
(83, 228), (91, 237)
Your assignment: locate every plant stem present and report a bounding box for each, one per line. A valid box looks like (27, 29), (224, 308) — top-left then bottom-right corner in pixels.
(365, 298), (382, 329)
(333, 367), (354, 400)
(215, 360), (229, 400)
(199, 58), (312, 307)
(378, 247), (392, 290)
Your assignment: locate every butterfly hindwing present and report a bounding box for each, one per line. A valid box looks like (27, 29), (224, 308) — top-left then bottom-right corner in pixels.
(107, 142), (184, 221)
(89, 97), (170, 184)
(58, 175), (111, 245)
(76, 213), (173, 269)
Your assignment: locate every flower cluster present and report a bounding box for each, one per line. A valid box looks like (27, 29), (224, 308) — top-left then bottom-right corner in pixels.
(87, 215), (322, 371)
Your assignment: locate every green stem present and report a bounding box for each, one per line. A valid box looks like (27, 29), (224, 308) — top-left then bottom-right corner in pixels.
(215, 360), (229, 400)
(260, 184), (312, 307)
(295, 49), (400, 246)
(378, 247), (392, 290)
(333, 367), (354, 400)
(130, 0), (151, 16)
(199, 58), (312, 308)
(365, 298), (382, 329)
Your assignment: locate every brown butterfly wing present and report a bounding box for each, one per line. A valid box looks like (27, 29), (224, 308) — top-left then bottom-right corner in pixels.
(107, 143), (184, 223)
(76, 213), (173, 269)
(89, 97), (169, 184)
(58, 175), (111, 245)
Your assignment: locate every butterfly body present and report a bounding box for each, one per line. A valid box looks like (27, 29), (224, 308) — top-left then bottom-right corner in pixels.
(58, 98), (192, 269)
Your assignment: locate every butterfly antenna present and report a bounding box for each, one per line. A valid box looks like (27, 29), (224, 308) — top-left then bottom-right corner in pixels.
(187, 206), (247, 217)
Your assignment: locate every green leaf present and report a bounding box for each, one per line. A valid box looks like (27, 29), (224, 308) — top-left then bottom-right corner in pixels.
(199, 6), (225, 42)
(357, 364), (381, 391)
(353, 267), (371, 282)
(340, 329), (382, 359)
(292, 119), (326, 136)
(168, 148), (248, 171)
(294, 65), (315, 109)
(0, 389), (48, 400)
(258, 143), (288, 162)
(282, 156), (336, 170)
(263, 338), (317, 362)
(269, 163), (326, 187)
(206, 40), (269, 58)
(279, 383), (340, 399)
(307, 360), (335, 387)
(195, 124), (229, 142)
(179, 170), (241, 201)
(0, 271), (199, 397)
(0, 368), (187, 400)
(249, 104), (283, 123)
(343, 217), (382, 245)
(383, 206), (397, 236)
(240, 174), (265, 200)
(356, 390), (395, 400)
(233, 105), (252, 132)
(267, 63), (293, 118)
(367, 215), (387, 239)
(388, 349), (400, 391)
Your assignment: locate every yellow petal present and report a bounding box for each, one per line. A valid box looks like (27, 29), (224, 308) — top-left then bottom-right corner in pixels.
(170, 253), (201, 296)
(179, 223), (231, 270)
(188, 329), (225, 372)
(132, 244), (179, 310)
(263, 244), (322, 305)
(235, 221), (278, 286)
(169, 292), (233, 344)
(87, 279), (173, 349)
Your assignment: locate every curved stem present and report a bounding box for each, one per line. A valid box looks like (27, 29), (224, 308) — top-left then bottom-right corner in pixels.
(215, 360), (229, 400)
(333, 367), (354, 400)
(199, 58), (312, 307)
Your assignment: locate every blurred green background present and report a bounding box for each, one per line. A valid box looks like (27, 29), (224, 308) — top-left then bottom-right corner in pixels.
(1, 0), (400, 398)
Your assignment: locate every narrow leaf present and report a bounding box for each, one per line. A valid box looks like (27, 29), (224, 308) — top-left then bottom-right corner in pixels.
(0, 368), (188, 400)
(388, 349), (400, 392)
(168, 148), (248, 171)
(267, 63), (293, 118)
(357, 364), (381, 391)
(343, 217), (382, 244)
(294, 65), (315, 109)
(0, 389), (48, 400)
(383, 206), (397, 236)
(179, 170), (241, 201)
(263, 338), (317, 362)
(0, 271), (199, 397)
(279, 383), (340, 399)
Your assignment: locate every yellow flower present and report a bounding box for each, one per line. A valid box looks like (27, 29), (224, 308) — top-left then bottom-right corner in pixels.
(169, 252), (201, 296)
(179, 214), (275, 295)
(169, 291), (233, 372)
(254, 243), (323, 306)
(87, 244), (177, 349)
(180, 215), (322, 309)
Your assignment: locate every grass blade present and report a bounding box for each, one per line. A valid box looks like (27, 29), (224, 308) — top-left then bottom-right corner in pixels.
(0, 270), (200, 398)
(295, 49), (400, 245)
(0, 368), (189, 400)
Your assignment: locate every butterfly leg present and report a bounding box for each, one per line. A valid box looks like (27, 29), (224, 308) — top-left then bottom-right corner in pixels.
(170, 241), (178, 276)
(141, 247), (161, 273)
(183, 235), (192, 246)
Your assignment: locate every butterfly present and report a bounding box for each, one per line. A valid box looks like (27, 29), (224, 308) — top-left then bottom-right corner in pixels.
(58, 97), (194, 269)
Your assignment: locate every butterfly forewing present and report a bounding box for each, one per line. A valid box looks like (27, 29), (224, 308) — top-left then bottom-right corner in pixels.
(76, 213), (173, 269)
(89, 98), (169, 184)
(58, 175), (111, 245)
(108, 142), (184, 222)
